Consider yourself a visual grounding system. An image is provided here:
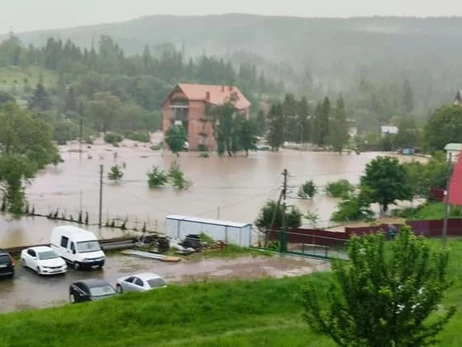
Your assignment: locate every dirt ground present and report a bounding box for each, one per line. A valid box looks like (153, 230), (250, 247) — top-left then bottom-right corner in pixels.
(0, 253), (330, 313)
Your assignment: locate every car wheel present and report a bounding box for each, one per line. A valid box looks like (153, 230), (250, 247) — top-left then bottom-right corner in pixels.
(22, 259), (26, 268)
(36, 267), (41, 275)
(69, 293), (76, 303)
(73, 262), (80, 270)
(116, 284), (123, 293)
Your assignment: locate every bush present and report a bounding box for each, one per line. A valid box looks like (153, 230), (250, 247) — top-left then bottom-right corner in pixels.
(325, 179), (355, 198)
(107, 165), (124, 182)
(168, 161), (191, 189)
(104, 132), (123, 145)
(150, 144), (162, 151)
(298, 180), (317, 199)
(147, 167), (169, 188)
(331, 193), (374, 222)
(124, 131), (150, 143)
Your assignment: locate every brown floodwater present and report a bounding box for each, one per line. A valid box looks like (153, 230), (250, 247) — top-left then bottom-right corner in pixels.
(0, 137), (422, 248)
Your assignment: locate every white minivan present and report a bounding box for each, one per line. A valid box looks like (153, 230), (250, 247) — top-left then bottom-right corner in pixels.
(50, 225), (106, 270)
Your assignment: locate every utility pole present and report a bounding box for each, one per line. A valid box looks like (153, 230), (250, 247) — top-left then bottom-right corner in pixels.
(282, 168), (288, 203)
(280, 169), (288, 253)
(98, 165), (103, 229)
(79, 118), (83, 164)
(442, 153), (453, 248)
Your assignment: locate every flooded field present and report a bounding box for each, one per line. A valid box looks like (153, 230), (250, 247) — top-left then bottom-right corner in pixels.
(0, 137), (423, 247)
(0, 254), (329, 313)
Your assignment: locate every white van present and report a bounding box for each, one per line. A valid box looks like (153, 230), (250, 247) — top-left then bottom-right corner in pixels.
(50, 225), (105, 270)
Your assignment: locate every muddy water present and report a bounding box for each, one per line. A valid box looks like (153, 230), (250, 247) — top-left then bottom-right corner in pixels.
(0, 138), (421, 247)
(0, 254), (329, 313)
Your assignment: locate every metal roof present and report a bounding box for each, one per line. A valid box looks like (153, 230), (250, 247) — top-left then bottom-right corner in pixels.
(444, 143), (462, 151)
(166, 215), (252, 228)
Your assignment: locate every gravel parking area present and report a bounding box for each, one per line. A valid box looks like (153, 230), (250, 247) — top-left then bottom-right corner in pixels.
(0, 253), (330, 313)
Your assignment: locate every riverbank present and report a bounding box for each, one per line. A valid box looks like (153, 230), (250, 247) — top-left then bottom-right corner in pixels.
(1, 238), (461, 346)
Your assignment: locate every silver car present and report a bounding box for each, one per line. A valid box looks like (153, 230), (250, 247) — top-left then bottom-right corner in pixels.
(116, 272), (167, 293)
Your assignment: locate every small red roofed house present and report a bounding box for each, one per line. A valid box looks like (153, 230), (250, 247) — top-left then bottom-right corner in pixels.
(162, 84), (251, 151)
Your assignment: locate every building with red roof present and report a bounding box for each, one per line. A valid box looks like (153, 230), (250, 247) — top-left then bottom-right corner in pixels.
(162, 83), (251, 151)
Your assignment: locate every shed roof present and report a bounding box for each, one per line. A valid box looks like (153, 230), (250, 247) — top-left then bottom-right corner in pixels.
(166, 215), (252, 228)
(444, 143), (462, 151)
(380, 125), (399, 134)
(164, 84), (251, 110)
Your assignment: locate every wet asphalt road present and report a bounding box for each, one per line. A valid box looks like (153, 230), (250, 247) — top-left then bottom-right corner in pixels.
(0, 254), (329, 313)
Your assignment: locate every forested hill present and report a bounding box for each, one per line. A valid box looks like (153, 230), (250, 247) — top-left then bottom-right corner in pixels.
(3, 14), (462, 111)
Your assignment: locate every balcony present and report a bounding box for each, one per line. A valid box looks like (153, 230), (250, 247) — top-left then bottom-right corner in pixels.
(170, 106), (189, 122)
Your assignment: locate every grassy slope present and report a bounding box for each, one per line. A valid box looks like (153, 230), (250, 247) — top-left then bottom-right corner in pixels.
(398, 202), (462, 221)
(1, 239), (462, 347)
(0, 66), (57, 105)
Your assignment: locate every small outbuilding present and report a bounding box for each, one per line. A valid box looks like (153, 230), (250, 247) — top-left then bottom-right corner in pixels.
(444, 143), (462, 163)
(164, 215), (252, 247)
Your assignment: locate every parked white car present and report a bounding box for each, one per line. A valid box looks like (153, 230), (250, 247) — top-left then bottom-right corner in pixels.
(21, 246), (67, 275)
(116, 272), (167, 293)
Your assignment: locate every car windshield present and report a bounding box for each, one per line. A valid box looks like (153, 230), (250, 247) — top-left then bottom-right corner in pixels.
(147, 278), (166, 288)
(77, 241), (101, 253)
(89, 285), (116, 297)
(38, 251), (59, 260)
(0, 255), (9, 264)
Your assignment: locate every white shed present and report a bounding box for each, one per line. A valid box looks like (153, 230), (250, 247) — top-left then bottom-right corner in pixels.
(165, 215), (252, 247)
(444, 143), (462, 163)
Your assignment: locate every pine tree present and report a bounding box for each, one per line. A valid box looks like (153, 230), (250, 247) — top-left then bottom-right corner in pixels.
(28, 76), (52, 111)
(297, 96), (310, 144)
(266, 101), (285, 150)
(64, 86), (78, 112)
(328, 96), (349, 153)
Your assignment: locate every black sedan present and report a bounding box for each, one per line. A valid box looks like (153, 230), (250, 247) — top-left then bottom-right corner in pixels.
(69, 279), (118, 303)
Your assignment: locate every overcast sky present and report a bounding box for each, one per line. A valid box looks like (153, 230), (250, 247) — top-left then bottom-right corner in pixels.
(2, 0), (462, 33)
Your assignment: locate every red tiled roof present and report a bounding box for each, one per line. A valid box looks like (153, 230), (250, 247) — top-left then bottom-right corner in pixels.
(176, 83), (251, 110)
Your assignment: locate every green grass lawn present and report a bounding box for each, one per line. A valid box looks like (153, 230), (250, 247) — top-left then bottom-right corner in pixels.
(0, 65), (57, 104)
(395, 202), (462, 221)
(1, 239), (462, 347)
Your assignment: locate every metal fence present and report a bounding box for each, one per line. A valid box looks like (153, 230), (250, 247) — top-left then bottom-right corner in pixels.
(256, 228), (349, 260)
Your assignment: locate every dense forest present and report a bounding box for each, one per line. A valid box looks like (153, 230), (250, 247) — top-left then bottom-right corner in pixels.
(1, 14), (461, 149)
(3, 14), (461, 113)
(0, 33), (285, 143)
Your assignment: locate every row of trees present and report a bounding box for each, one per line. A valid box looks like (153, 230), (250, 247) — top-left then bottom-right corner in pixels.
(263, 94), (350, 152)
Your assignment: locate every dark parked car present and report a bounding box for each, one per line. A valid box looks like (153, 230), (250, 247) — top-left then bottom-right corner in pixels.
(0, 249), (15, 279)
(69, 279), (118, 303)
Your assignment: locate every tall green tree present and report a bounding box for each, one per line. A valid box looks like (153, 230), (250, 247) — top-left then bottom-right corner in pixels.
(360, 156), (413, 213)
(297, 96), (311, 144)
(328, 96), (349, 153)
(236, 116), (258, 156)
(165, 124), (187, 155)
(255, 109), (266, 136)
(0, 103), (61, 216)
(424, 105), (462, 152)
(206, 100), (240, 156)
(302, 226), (455, 347)
(266, 101), (285, 150)
(28, 77), (52, 111)
(313, 97), (330, 146)
(87, 92), (123, 132)
(283, 93), (298, 143)
(395, 116), (420, 148)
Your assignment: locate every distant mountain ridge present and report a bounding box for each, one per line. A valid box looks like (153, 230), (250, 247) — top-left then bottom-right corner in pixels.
(2, 14), (462, 107)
